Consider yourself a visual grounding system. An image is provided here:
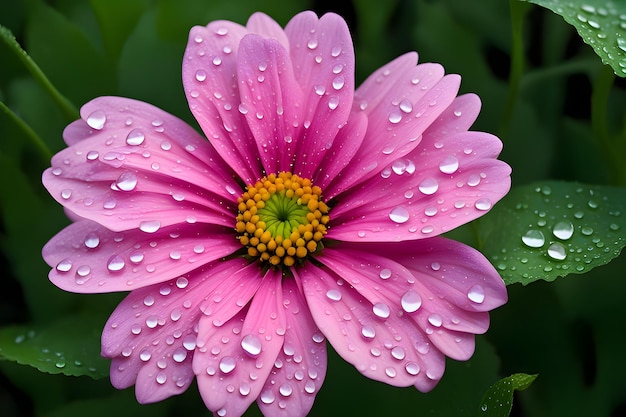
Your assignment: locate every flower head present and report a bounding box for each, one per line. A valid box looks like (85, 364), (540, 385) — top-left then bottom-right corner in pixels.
(42, 11), (511, 417)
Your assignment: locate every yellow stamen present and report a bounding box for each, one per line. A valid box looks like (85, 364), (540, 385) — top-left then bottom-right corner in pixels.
(236, 172), (329, 268)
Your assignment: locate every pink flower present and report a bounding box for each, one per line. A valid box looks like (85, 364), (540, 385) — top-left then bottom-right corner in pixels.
(42, 10), (510, 417)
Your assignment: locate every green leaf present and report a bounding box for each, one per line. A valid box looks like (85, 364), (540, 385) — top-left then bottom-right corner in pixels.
(0, 314), (109, 379)
(478, 373), (538, 417)
(478, 181), (626, 285)
(522, 0), (626, 77)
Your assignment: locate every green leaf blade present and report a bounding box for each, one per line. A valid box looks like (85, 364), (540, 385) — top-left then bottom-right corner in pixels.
(0, 315), (109, 379)
(523, 0), (626, 77)
(478, 373), (538, 417)
(479, 181), (626, 285)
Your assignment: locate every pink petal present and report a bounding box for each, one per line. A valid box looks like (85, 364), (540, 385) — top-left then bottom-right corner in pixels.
(324, 54), (460, 198)
(246, 12), (289, 47)
(257, 278), (327, 417)
(329, 124), (511, 241)
(102, 258), (251, 402)
(193, 269), (285, 416)
(43, 219), (240, 293)
(315, 240), (505, 362)
(284, 11), (355, 178)
(43, 97), (239, 232)
(236, 34), (304, 174)
(296, 262), (444, 392)
(183, 21), (263, 183)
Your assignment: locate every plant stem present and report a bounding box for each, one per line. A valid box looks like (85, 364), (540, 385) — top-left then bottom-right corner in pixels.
(0, 24), (79, 122)
(0, 99), (53, 162)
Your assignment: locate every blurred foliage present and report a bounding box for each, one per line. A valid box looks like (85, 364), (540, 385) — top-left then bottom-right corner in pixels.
(0, 0), (625, 416)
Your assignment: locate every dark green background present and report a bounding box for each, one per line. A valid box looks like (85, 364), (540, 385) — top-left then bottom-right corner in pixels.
(1, 0), (625, 416)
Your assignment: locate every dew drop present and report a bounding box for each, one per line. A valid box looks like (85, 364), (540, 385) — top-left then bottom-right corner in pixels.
(418, 178), (439, 195)
(114, 171), (138, 192)
(547, 243), (567, 260)
(219, 356), (236, 374)
(467, 285), (485, 304)
(260, 389), (275, 404)
(139, 220), (161, 233)
(372, 303), (391, 319)
(379, 269), (392, 279)
(428, 313), (443, 327)
(553, 221), (574, 240)
(86, 110), (106, 130)
(474, 198), (492, 211)
(241, 334), (262, 357)
(84, 232), (100, 249)
(361, 325), (376, 338)
(56, 259), (72, 272)
(522, 229), (545, 248)
(401, 289), (422, 313)
(439, 156), (459, 174)
(389, 207), (410, 224)
(107, 255), (125, 272)
(126, 129), (145, 146)
(173, 348), (188, 363)
(326, 289), (342, 301)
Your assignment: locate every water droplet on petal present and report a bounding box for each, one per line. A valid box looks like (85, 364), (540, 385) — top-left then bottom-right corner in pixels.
(126, 129), (145, 146)
(361, 325), (376, 338)
(439, 156), (459, 174)
(467, 285), (485, 303)
(389, 207), (410, 223)
(474, 198), (492, 211)
(326, 289), (342, 301)
(139, 220), (161, 233)
(84, 232), (100, 249)
(86, 110), (106, 130)
(419, 178), (438, 195)
(241, 334), (262, 357)
(219, 356), (236, 374)
(428, 313), (442, 327)
(379, 269), (392, 279)
(107, 255), (125, 272)
(372, 303), (391, 319)
(401, 290), (422, 312)
(114, 171), (138, 191)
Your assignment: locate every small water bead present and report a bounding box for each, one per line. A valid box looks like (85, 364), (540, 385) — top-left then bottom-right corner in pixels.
(328, 96), (339, 110)
(84, 232), (100, 249)
(332, 76), (345, 90)
(474, 198), (492, 211)
(307, 38), (318, 49)
(424, 206), (437, 217)
(439, 156), (459, 174)
(331, 46), (341, 57)
(379, 269), (392, 280)
(553, 221), (574, 240)
(314, 85), (326, 96)
(155, 372), (167, 385)
(139, 220), (161, 233)
(125, 129), (145, 146)
(56, 259), (72, 272)
(143, 295), (155, 306)
(176, 277), (189, 289)
(401, 290), (422, 313)
(260, 389), (275, 404)
(241, 334), (262, 357)
(361, 325), (376, 338)
(173, 348), (188, 363)
(139, 349), (152, 362)
(548, 243), (567, 260)
(74, 264), (91, 279)
(418, 178), (438, 195)
(372, 303), (391, 319)
(389, 206), (410, 224)
(522, 229), (545, 248)
(405, 362), (420, 375)
(86, 110), (106, 130)
(86, 150), (99, 161)
(61, 189), (72, 200)
(385, 367), (397, 378)
(279, 383), (293, 397)
(219, 356), (236, 374)
(467, 285), (485, 304)
(388, 111), (402, 124)
(427, 313), (443, 327)
(131, 324), (142, 335)
(114, 171), (138, 191)
(467, 174), (481, 187)
(326, 289), (342, 301)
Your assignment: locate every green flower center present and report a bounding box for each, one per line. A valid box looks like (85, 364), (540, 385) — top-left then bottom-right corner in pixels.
(235, 172), (329, 267)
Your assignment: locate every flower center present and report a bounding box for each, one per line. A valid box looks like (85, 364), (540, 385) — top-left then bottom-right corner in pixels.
(236, 172), (329, 267)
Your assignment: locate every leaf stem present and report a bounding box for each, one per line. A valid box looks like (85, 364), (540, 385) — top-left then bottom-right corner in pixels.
(591, 64), (625, 185)
(0, 24), (79, 122)
(499, 0), (532, 139)
(0, 99), (53, 162)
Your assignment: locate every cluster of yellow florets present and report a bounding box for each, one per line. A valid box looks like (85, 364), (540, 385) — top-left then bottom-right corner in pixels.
(235, 172), (329, 267)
